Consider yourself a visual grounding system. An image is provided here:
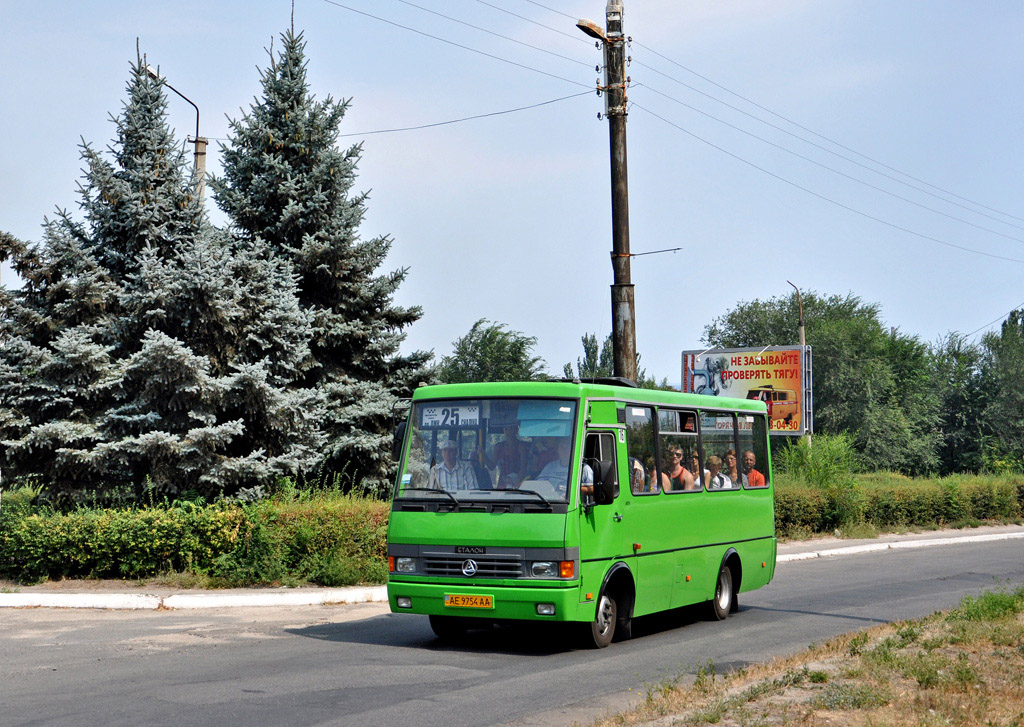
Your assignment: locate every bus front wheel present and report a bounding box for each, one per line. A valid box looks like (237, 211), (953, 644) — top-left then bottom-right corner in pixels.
(587, 592), (617, 648)
(708, 564), (734, 621)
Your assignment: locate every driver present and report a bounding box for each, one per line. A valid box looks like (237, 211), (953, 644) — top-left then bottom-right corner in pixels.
(535, 438), (592, 498)
(428, 439), (476, 491)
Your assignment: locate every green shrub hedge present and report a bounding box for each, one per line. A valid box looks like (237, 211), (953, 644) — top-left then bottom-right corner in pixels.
(2, 475), (1022, 585)
(775, 473), (1024, 536)
(0, 490), (388, 586)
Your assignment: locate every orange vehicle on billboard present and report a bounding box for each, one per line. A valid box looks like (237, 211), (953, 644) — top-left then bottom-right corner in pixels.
(681, 346), (812, 435)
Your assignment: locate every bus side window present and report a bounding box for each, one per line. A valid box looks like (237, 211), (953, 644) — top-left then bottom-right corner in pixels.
(584, 432), (618, 502)
(625, 406), (660, 495)
(739, 415), (770, 488)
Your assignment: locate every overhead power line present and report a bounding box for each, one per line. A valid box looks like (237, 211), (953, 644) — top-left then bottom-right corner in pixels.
(392, 0), (591, 68)
(965, 302), (1024, 338)
(638, 84), (1024, 246)
(632, 102), (1024, 266)
(207, 91), (592, 142)
(519, 0), (577, 22)
(337, 91), (591, 137)
(500, 2), (1022, 230)
(632, 41), (1024, 226)
(473, 0), (591, 45)
(319, 0), (590, 89)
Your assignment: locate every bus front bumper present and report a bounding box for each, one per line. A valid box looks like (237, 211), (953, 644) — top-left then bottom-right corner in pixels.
(387, 580), (582, 622)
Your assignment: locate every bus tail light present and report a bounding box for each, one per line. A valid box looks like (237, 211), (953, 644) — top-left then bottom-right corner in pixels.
(560, 561), (575, 578)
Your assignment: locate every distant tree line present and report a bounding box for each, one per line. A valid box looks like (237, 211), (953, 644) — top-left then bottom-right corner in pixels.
(704, 293), (1024, 476)
(0, 31), (429, 503)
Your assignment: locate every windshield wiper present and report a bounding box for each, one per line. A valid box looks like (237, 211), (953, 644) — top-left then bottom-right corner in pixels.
(511, 488), (555, 509)
(399, 487), (459, 507)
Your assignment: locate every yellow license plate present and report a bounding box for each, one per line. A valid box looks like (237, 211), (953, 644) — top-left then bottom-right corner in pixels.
(444, 594), (494, 609)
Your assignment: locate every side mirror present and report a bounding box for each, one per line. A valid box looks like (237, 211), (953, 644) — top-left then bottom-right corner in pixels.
(392, 421), (408, 463)
(591, 460), (618, 505)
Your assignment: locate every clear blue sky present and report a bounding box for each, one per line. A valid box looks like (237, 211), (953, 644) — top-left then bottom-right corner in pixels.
(2, 1), (1022, 382)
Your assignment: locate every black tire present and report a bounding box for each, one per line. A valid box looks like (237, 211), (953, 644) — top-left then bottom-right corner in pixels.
(429, 615), (469, 641)
(708, 564), (734, 621)
(586, 591), (617, 648)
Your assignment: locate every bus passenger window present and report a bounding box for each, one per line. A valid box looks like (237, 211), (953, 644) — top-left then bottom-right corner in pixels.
(659, 409), (699, 493)
(738, 415), (769, 488)
(699, 412), (741, 490)
(625, 406), (662, 494)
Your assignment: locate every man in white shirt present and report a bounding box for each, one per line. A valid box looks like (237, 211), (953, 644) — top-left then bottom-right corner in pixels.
(428, 439), (476, 491)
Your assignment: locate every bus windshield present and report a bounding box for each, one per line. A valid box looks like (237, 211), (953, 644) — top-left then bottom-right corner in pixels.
(397, 398), (578, 502)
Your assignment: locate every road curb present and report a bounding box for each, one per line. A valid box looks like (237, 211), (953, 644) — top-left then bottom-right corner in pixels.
(0, 585), (388, 611)
(776, 531), (1024, 563)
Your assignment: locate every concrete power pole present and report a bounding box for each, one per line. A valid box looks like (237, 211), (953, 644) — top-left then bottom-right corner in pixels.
(579, 1), (637, 383)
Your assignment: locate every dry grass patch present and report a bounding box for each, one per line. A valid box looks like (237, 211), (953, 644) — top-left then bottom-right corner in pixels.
(590, 586), (1024, 727)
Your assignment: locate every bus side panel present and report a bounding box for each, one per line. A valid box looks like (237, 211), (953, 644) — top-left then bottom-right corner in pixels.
(671, 543), (717, 610)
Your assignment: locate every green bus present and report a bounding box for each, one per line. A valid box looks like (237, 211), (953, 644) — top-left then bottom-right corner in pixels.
(386, 379), (776, 647)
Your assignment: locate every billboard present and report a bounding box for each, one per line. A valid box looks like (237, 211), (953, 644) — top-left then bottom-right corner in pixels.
(681, 346), (813, 436)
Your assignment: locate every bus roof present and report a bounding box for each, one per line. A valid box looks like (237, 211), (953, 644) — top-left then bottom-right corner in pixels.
(410, 380), (769, 415)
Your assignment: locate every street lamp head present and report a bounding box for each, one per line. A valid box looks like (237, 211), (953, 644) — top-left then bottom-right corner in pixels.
(144, 65), (160, 81)
(576, 18), (606, 42)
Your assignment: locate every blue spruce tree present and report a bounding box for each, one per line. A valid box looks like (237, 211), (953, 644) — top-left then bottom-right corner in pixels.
(0, 58), (322, 501)
(212, 30), (430, 494)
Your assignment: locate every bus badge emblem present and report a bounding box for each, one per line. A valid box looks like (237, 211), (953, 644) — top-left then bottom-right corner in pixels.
(462, 559), (478, 577)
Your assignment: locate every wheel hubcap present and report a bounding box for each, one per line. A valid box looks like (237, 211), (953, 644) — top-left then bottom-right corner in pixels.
(717, 572), (731, 610)
(596, 596), (614, 636)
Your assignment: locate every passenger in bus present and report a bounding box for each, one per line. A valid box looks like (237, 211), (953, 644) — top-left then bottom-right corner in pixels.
(705, 455), (732, 490)
(645, 456), (670, 493)
(663, 447), (695, 491)
(428, 439), (477, 491)
(485, 422), (531, 487)
(629, 457), (646, 492)
(531, 436), (561, 475)
(724, 450), (741, 485)
(743, 450), (766, 487)
(691, 451), (710, 488)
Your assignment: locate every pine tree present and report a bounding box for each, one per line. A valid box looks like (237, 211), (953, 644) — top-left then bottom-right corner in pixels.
(212, 30), (429, 493)
(0, 58), (321, 501)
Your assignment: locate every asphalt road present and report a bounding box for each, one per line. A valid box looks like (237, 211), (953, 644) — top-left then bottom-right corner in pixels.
(3, 539), (1023, 727)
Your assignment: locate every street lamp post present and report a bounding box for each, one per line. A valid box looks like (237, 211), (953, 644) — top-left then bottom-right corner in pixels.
(578, 2), (637, 384)
(144, 65), (207, 200)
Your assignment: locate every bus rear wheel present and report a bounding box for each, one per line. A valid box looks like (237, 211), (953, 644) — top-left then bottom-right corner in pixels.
(708, 564), (734, 621)
(586, 592), (617, 648)
(429, 615), (469, 641)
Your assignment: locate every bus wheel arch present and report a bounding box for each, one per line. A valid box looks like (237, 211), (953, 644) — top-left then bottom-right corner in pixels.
(601, 562), (636, 642)
(584, 562), (635, 647)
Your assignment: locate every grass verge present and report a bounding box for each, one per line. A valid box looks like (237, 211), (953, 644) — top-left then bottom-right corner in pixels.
(590, 585), (1024, 727)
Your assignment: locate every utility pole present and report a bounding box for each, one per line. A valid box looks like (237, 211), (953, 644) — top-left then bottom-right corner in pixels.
(578, 1), (637, 383)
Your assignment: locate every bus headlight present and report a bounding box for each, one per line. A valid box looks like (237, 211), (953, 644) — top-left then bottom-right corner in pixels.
(531, 561), (557, 577)
(396, 557), (417, 573)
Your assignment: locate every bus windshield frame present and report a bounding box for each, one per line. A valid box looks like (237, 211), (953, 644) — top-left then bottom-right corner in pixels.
(395, 396), (580, 506)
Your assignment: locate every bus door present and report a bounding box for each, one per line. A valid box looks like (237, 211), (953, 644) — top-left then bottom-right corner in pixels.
(578, 429), (633, 607)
